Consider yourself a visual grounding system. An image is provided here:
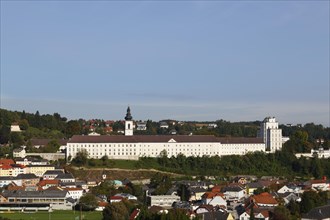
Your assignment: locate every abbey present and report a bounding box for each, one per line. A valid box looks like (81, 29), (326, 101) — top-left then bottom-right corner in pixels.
(66, 107), (284, 161)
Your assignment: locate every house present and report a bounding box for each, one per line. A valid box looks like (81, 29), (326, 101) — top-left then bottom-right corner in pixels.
(0, 176), (16, 188)
(246, 182), (264, 195)
(109, 195), (124, 203)
(26, 165), (56, 177)
(222, 185), (245, 201)
(147, 195), (180, 207)
(279, 192), (300, 205)
(55, 173), (75, 183)
(15, 174), (40, 187)
(301, 204), (330, 220)
(0, 189), (73, 210)
(38, 179), (60, 190)
(189, 187), (208, 202)
(136, 122), (147, 131)
(115, 193), (137, 201)
(10, 123), (21, 132)
(310, 179), (329, 191)
(195, 204), (214, 214)
(248, 192), (278, 208)
(65, 188), (84, 200)
(0, 163), (26, 177)
(198, 211), (235, 220)
(43, 170), (64, 180)
(13, 148), (26, 158)
(202, 192), (227, 208)
(159, 122), (169, 129)
(239, 210), (269, 220)
(15, 157), (49, 166)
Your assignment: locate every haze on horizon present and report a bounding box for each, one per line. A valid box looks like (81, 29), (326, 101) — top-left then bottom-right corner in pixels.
(1, 1), (329, 126)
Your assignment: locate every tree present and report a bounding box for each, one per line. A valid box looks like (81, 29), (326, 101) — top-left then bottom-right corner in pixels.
(65, 120), (82, 137)
(102, 200), (129, 220)
(77, 193), (98, 211)
(300, 191), (326, 213)
(272, 205), (291, 220)
(71, 149), (89, 166)
(177, 184), (190, 202)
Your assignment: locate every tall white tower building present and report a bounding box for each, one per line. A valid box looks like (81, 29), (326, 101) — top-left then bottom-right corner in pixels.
(258, 117), (283, 152)
(125, 106), (133, 136)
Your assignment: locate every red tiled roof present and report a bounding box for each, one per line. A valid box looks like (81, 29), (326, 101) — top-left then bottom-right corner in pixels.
(203, 192), (225, 199)
(253, 192), (278, 205)
(0, 159), (15, 165)
(98, 202), (108, 207)
(69, 135), (221, 143)
(129, 209), (140, 220)
(310, 179), (326, 184)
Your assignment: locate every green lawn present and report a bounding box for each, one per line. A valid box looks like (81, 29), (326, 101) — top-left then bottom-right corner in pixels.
(112, 159), (139, 169)
(0, 210), (102, 220)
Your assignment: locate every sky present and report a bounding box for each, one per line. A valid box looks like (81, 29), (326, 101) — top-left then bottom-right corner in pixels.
(1, 1), (329, 126)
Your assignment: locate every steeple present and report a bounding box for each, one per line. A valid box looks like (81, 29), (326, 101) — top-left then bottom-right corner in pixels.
(124, 106), (133, 136)
(125, 106), (132, 120)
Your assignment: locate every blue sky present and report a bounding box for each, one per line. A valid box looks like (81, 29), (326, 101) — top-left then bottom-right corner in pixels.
(1, 1), (329, 126)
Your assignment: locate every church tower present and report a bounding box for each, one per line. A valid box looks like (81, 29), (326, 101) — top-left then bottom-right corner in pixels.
(125, 106), (133, 136)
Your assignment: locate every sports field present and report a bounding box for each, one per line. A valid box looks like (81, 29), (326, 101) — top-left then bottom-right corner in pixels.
(0, 210), (102, 220)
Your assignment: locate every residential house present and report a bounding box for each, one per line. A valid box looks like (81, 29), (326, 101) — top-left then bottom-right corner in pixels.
(248, 192), (278, 208)
(109, 195), (124, 203)
(239, 210), (269, 220)
(198, 211), (235, 220)
(38, 179), (60, 190)
(202, 192), (227, 208)
(13, 148), (26, 158)
(115, 193), (137, 201)
(136, 122), (147, 131)
(147, 195), (180, 207)
(65, 188), (84, 200)
(10, 123), (21, 132)
(246, 182), (264, 195)
(26, 165), (56, 177)
(15, 174), (40, 187)
(222, 185), (245, 201)
(189, 187), (208, 202)
(159, 122), (169, 129)
(55, 173), (75, 183)
(43, 170), (64, 180)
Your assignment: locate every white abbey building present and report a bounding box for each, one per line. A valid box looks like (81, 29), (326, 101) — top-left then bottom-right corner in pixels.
(66, 108), (284, 161)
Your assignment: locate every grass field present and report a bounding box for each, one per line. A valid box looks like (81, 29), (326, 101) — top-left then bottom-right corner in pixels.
(0, 210), (102, 220)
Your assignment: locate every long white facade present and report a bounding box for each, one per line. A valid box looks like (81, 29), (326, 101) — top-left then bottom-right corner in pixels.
(66, 109), (283, 160)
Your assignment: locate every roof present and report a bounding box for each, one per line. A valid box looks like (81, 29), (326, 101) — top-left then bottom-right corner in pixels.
(43, 170), (64, 175)
(69, 135), (221, 143)
(253, 192), (278, 205)
(222, 186), (244, 192)
(301, 205), (330, 219)
(0, 159), (15, 165)
(203, 192), (225, 199)
(16, 174), (39, 179)
(2, 190), (67, 198)
(38, 179), (60, 187)
(217, 137), (263, 144)
(68, 135), (264, 144)
(55, 173), (75, 180)
(30, 139), (68, 146)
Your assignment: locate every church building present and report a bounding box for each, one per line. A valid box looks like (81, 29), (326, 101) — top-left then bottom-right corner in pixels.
(66, 107), (283, 161)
